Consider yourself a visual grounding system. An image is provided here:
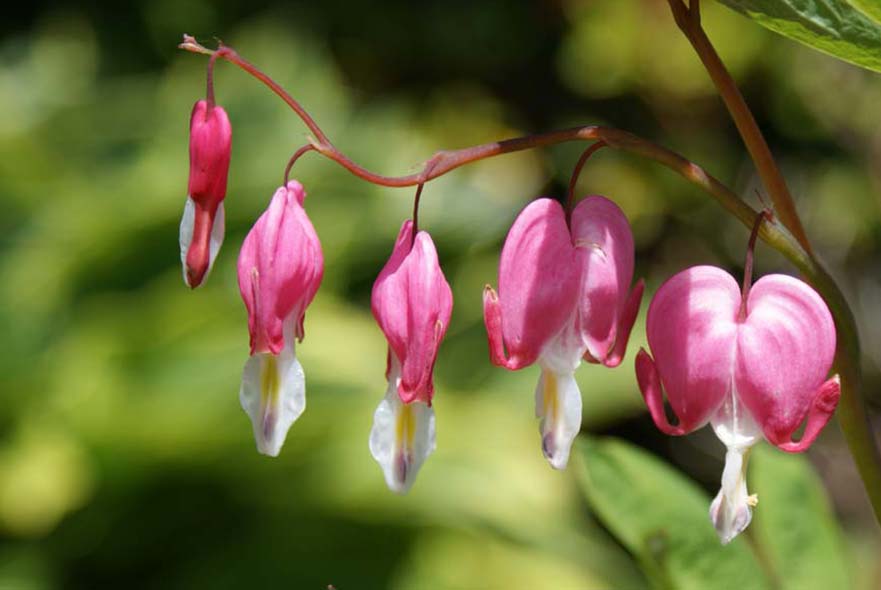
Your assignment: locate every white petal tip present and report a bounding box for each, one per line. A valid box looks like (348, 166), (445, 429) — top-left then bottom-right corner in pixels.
(240, 344), (305, 458)
(710, 491), (753, 545)
(709, 447), (755, 544)
(541, 433), (572, 470)
(535, 370), (582, 471)
(179, 198), (225, 288)
(369, 384), (436, 494)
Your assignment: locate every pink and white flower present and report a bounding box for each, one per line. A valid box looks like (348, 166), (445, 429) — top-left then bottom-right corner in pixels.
(636, 265), (840, 543)
(180, 99), (232, 288)
(483, 196), (643, 469)
(237, 180), (323, 456)
(370, 221), (453, 493)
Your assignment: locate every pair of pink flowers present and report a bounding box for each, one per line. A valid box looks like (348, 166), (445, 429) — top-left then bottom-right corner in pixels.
(236, 192), (451, 494)
(179, 98), (452, 493)
(180, 97), (840, 543)
(482, 198), (838, 544)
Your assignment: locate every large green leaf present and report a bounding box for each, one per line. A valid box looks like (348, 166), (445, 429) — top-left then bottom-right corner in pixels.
(574, 438), (771, 590)
(716, 0), (881, 72)
(750, 446), (853, 590)
(849, 0), (881, 25)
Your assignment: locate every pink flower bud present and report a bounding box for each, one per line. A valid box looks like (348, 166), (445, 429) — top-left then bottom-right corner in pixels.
(179, 99), (232, 288)
(236, 180), (323, 457)
(636, 265), (839, 543)
(483, 196), (643, 469)
(369, 221), (453, 493)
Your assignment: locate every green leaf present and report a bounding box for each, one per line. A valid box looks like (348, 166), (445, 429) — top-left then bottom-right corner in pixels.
(848, 0), (881, 26)
(716, 0), (881, 73)
(574, 438), (771, 590)
(750, 446), (853, 590)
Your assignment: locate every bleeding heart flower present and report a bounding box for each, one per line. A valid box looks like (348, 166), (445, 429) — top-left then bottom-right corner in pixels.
(636, 223), (839, 544)
(370, 221), (453, 493)
(180, 99), (232, 288)
(483, 196), (644, 469)
(237, 180), (323, 457)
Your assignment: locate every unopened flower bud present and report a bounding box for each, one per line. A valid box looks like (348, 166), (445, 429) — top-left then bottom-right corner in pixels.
(179, 99), (232, 288)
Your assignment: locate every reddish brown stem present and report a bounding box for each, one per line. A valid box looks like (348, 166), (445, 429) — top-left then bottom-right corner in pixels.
(284, 144), (317, 185)
(206, 51), (219, 108)
(411, 181), (426, 247)
(566, 141), (607, 218)
(738, 211), (771, 321)
(181, 36), (329, 145)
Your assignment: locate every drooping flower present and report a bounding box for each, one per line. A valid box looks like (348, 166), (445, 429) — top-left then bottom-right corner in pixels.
(237, 180), (323, 456)
(483, 196), (644, 469)
(370, 221), (453, 493)
(636, 264), (839, 544)
(180, 99), (232, 288)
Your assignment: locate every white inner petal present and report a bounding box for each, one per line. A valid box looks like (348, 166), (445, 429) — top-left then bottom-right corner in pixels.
(710, 385), (762, 449)
(178, 198), (225, 287)
(534, 368), (582, 470)
(709, 384), (760, 544)
(239, 338), (306, 457)
(179, 196), (195, 286)
(709, 447), (756, 545)
(537, 323), (584, 375)
(207, 202), (225, 276)
(369, 362), (436, 494)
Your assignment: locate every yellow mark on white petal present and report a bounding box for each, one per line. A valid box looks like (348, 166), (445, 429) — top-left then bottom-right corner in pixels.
(543, 371), (559, 425)
(261, 355), (279, 407)
(747, 494), (759, 507)
(396, 402), (415, 450)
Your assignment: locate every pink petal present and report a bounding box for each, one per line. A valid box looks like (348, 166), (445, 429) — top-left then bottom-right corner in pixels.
(636, 348), (687, 435)
(372, 222), (453, 404)
(602, 279), (645, 368)
(644, 266), (740, 433)
(483, 286), (507, 367)
(775, 376), (841, 452)
(184, 100), (232, 288)
(735, 274), (837, 449)
(237, 181), (324, 355)
(570, 196), (637, 363)
(188, 100), (232, 206)
(181, 198), (224, 289)
(485, 198), (579, 370)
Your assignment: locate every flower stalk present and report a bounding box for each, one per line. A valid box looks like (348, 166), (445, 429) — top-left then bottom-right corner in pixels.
(665, 0), (811, 255)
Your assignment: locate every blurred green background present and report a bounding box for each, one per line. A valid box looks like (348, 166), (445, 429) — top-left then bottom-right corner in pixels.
(1, 0), (880, 588)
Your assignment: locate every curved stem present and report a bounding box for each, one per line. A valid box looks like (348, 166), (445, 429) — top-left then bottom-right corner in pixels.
(284, 143), (316, 185)
(738, 211), (770, 322)
(566, 141), (607, 219)
(411, 181), (426, 247)
(181, 35), (329, 145)
(666, 0), (812, 255)
(206, 52), (219, 108)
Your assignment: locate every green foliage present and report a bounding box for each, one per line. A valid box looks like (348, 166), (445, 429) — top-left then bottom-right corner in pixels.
(574, 437), (771, 590)
(750, 446), (853, 590)
(716, 0), (881, 72)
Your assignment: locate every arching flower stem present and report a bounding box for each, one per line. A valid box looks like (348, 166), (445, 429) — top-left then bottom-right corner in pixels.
(566, 140), (607, 222)
(411, 181), (426, 248)
(738, 211), (772, 322)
